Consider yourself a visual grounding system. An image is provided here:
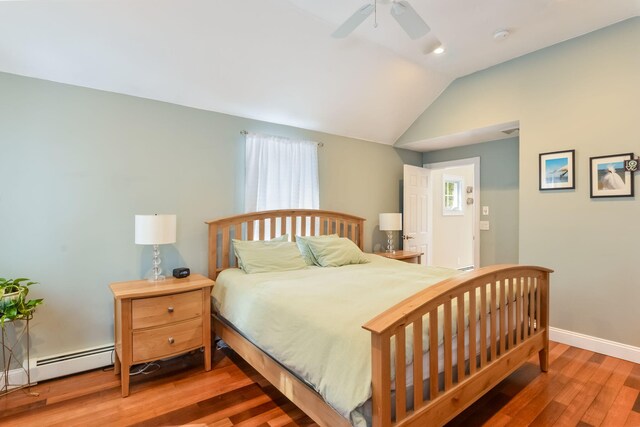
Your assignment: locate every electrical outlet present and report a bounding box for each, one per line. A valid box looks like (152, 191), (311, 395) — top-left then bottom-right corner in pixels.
(482, 206), (489, 216)
(479, 221), (490, 231)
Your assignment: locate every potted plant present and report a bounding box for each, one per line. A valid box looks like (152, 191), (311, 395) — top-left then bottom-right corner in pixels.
(0, 278), (44, 327)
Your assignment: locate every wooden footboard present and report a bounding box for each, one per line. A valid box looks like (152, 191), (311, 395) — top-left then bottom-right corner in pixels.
(363, 264), (552, 427)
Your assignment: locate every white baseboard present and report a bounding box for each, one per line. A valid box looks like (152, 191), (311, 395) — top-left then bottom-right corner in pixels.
(2, 344), (114, 389)
(0, 363), (30, 390)
(550, 327), (640, 364)
(35, 344), (114, 382)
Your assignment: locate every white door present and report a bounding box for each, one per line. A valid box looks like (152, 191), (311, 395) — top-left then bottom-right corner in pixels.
(425, 158), (480, 270)
(403, 165), (429, 265)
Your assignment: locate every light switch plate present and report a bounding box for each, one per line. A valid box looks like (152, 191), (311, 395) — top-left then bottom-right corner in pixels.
(479, 221), (490, 231)
(482, 206), (489, 216)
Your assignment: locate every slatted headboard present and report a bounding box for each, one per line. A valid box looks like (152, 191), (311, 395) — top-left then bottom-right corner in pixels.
(205, 209), (366, 279)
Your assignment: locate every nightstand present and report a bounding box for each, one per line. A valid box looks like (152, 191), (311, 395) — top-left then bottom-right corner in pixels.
(109, 273), (214, 397)
(374, 250), (423, 264)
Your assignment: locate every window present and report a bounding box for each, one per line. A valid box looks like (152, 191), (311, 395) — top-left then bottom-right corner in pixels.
(443, 175), (463, 216)
(244, 132), (319, 212)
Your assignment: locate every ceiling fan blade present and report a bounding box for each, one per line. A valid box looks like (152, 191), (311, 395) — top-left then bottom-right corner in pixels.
(331, 4), (375, 38)
(390, 1), (430, 40)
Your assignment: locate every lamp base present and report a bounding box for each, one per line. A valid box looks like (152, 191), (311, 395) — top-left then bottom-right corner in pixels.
(385, 231), (396, 254)
(149, 244), (166, 282)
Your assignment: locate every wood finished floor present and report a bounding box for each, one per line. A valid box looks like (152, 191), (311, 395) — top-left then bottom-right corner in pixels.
(1, 341), (639, 426)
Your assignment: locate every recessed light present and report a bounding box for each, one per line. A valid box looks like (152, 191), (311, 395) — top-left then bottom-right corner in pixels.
(423, 39), (445, 56)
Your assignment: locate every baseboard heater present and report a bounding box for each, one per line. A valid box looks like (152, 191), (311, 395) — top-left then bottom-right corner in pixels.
(35, 344), (114, 382)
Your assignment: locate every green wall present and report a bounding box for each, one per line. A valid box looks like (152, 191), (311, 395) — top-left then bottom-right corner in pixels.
(399, 17), (640, 347)
(423, 137), (519, 266)
(0, 72), (422, 359)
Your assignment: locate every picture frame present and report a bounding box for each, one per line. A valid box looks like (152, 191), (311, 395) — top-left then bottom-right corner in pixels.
(589, 153), (635, 198)
(539, 149), (575, 190)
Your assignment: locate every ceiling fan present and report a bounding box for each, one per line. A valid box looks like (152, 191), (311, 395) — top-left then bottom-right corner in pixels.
(332, 0), (430, 40)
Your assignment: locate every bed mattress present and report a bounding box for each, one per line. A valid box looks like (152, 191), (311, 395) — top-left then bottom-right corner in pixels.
(212, 255), (469, 424)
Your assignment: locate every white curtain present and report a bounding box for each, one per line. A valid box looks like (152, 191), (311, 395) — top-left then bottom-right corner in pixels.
(244, 132), (319, 212)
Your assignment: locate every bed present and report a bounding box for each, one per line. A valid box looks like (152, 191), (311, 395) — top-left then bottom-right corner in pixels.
(206, 209), (551, 427)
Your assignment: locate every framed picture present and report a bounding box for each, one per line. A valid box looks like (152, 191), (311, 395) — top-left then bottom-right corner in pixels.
(589, 153), (635, 198)
(539, 150), (575, 190)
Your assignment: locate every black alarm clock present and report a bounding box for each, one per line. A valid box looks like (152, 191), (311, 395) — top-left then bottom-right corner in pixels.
(172, 268), (190, 279)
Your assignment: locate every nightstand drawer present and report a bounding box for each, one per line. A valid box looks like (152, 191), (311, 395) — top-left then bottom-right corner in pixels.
(132, 317), (203, 362)
(132, 290), (202, 329)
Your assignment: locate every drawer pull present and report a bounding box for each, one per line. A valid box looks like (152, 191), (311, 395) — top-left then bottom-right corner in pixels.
(168, 337), (175, 345)
(167, 306), (174, 313)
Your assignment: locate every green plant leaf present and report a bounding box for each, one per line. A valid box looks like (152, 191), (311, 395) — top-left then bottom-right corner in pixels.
(23, 299), (43, 310)
(0, 278), (43, 326)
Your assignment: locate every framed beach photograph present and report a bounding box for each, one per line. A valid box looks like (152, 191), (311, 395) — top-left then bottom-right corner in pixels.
(590, 153), (634, 198)
(539, 149), (575, 190)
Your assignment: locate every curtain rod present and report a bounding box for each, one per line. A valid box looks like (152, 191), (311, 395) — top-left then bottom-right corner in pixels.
(240, 130), (324, 147)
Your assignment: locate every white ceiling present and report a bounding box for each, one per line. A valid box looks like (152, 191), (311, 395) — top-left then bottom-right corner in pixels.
(0, 0), (638, 145)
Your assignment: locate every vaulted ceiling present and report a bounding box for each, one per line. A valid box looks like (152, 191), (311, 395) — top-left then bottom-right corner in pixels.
(0, 0), (638, 145)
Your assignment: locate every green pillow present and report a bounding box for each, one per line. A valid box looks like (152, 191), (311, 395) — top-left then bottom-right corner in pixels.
(295, 234), (339, 266)
(232, 235), (307, 274)
(232, 235), (288, 271)
(305, 237), (369, 267)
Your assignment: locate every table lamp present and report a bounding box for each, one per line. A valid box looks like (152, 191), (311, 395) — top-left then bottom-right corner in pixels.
(135, 214), (176, 281)
(379, 213), (402, 253)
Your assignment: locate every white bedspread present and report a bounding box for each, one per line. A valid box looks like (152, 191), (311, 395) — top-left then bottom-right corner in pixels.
(212, 254), (457, 425)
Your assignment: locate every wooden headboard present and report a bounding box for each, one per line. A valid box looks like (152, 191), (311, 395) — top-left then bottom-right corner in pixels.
(205, 209), (365, 280)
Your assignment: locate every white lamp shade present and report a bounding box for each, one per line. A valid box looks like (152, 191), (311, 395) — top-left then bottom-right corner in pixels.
(135, 214), (177, 245)
(379, 213), (402, 231)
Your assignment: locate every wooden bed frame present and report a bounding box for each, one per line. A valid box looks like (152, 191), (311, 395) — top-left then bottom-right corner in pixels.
(206, 209), (552, 427)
